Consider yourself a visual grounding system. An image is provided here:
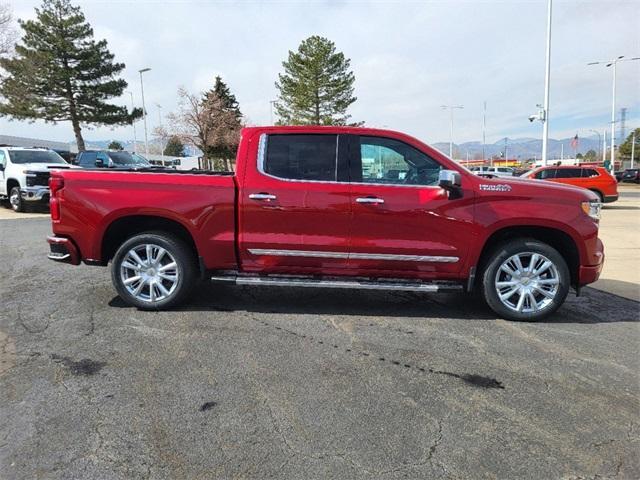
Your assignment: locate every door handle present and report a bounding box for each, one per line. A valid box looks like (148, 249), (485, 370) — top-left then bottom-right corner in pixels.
(356, 196), (385, 204)
(249, 193), (277, 201)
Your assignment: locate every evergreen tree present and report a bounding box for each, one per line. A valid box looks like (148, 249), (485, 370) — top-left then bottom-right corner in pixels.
(0, 0), (141, 151)
(108, 140), (123, 151)
(164, 135), (185, 157)
(201, 76), (243, 164)
(275, 36), (357, 125)
(618, 128), (640, 158)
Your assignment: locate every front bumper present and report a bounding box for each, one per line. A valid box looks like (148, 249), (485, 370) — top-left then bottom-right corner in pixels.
(47, 236), (80, 265)
(21, 186), (50, 202)
(578, 238), (604, 285)
(603, 194), (618, 204)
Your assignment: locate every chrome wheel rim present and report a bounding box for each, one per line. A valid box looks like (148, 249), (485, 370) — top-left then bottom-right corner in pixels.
(494, 252), (560, 314)
(9, 190), (19, 210)
(120, 244), (179, 303)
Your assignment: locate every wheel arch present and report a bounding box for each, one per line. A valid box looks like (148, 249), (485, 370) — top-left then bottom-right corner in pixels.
(101, 215), (199, 266)
(474, 225), (580, 289)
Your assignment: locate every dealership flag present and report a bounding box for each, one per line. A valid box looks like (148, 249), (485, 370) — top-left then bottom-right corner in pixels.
(570, 133), (579, 150)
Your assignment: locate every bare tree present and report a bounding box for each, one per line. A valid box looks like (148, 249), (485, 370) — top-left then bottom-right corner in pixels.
(0, 2), (16, 57)
(165, 86), (242, 171)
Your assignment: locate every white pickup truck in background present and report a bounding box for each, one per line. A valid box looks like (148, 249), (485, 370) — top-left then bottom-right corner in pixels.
(0, 146), (72, 212)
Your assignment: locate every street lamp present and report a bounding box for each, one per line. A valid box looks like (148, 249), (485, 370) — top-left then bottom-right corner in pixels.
(589, 129), (601, 159)
(138, 67), (151, 156)
(541, 0), (553, 167)
(128, 91), (137, 153)
(441, 105), (464, 159)
(587, 56), (640, 171)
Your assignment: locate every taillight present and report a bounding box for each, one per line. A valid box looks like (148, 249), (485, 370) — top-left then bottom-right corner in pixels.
(49, 176), (64, 221)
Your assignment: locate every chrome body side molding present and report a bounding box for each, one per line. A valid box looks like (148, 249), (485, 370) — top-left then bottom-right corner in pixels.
(248, 248), (459, 263)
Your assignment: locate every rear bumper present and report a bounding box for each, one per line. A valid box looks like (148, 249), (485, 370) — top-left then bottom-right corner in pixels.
(578, 238), (604, 285)
(603, 194), (618, 203)
(21, 186), (50, 202)
(47, 236), (80, 265)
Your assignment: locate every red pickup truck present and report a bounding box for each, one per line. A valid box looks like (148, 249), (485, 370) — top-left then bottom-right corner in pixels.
(47, 126), (604, 321)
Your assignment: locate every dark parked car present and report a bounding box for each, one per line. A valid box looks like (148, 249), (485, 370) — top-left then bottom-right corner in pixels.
(614, 171), (625, 182)
(76, 150), (152, 169)
(621, 169), (640, 184)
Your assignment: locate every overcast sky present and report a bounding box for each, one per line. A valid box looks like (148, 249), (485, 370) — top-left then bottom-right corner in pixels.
(1, 0), (639, 146)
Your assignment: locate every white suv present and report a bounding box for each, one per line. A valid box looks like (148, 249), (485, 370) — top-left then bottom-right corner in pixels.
(469, 166), (515, 178)
(0, 146), (71, 212)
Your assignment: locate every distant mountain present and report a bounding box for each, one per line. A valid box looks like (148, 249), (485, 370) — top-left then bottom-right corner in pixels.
(432, 135), (603, 160)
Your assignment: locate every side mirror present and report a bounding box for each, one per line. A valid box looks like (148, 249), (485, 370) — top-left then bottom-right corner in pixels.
(0, 163), (5, 171)
(439, 169), (462, 199)
(95, 158), (105, 168)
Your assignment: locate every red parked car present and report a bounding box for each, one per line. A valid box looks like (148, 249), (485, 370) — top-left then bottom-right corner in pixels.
(47, 126), (604, 322)
(522, 165), (618, 203)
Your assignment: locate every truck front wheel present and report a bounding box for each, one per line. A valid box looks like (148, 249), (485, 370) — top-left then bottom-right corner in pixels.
(111, 232), (197, 310)
(9, 186), (25, 212)
(481, 239), (570, 321)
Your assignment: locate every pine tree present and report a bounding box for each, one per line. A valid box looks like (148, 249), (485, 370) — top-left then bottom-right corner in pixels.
(202, 76), (243, 163)
(275, 36), (357, 125)
(164, 136), (185, 157)
(0, 0), (141, 151)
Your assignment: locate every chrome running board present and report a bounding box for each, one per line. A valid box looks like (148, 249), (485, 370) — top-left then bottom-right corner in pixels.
(210, 274), (463, 292)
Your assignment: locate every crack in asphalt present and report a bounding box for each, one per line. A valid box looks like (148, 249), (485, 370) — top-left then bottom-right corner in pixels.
(253, 317), (505, 390)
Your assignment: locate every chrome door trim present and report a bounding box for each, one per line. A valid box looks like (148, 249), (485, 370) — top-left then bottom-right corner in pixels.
(248, 248), (459, 263)
(249, 193), (277, 200)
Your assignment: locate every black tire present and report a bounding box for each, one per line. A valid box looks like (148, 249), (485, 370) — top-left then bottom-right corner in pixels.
(589, 189), (604, 203)
(481, 238), (570, 322)
(9, 186), (25, 212)
(111, 231), (197, 310)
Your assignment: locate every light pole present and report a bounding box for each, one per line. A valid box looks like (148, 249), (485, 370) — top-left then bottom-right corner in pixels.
(138, 67), (151, 156)
(128, 91), (137, 153)
(587, 56), (640, 171)
(156, 103), (164, 162)
(441, 105), (464, 159)
(631, 130), (636, 169)
(589, 129), (601, 159)
(269, 100), (277, 125)
(482, 101), (487, 164)
(541, 0), (553, 166)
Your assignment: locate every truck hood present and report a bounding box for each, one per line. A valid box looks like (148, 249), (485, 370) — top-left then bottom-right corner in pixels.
(474, 175), (599, 202)
(21, 163), (76, 172)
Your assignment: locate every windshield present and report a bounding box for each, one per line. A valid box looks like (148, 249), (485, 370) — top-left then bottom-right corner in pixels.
(107, 151), (150, 166)
(8, 150), (67, 164)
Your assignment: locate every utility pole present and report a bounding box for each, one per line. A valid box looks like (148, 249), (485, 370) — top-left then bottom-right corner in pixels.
(128, 91), (137, 153)
(441, 105), (464, 159)
(269, 100), (277, 125)
(541, 0), (553, 166)
(138, 67), (152, 157)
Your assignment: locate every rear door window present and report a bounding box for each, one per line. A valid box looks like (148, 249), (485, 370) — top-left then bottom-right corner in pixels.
(582, 169), (599, 177)
(263, 134), (337, 181)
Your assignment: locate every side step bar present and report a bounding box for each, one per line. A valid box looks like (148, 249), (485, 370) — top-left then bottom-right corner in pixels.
(210, 274), (463, 293)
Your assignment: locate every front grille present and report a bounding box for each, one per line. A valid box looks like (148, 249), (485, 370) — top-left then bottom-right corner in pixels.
(26, 171), (50, 187)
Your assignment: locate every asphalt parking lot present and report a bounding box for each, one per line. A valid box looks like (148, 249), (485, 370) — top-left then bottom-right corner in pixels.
(1, 196), (639, 479)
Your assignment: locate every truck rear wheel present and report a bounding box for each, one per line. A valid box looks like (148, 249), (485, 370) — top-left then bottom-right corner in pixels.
(481, 238), (570, 322)
(111, 232), (197, 310)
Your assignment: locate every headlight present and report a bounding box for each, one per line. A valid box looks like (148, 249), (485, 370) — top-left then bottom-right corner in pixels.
(581, 200), (601, 221)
